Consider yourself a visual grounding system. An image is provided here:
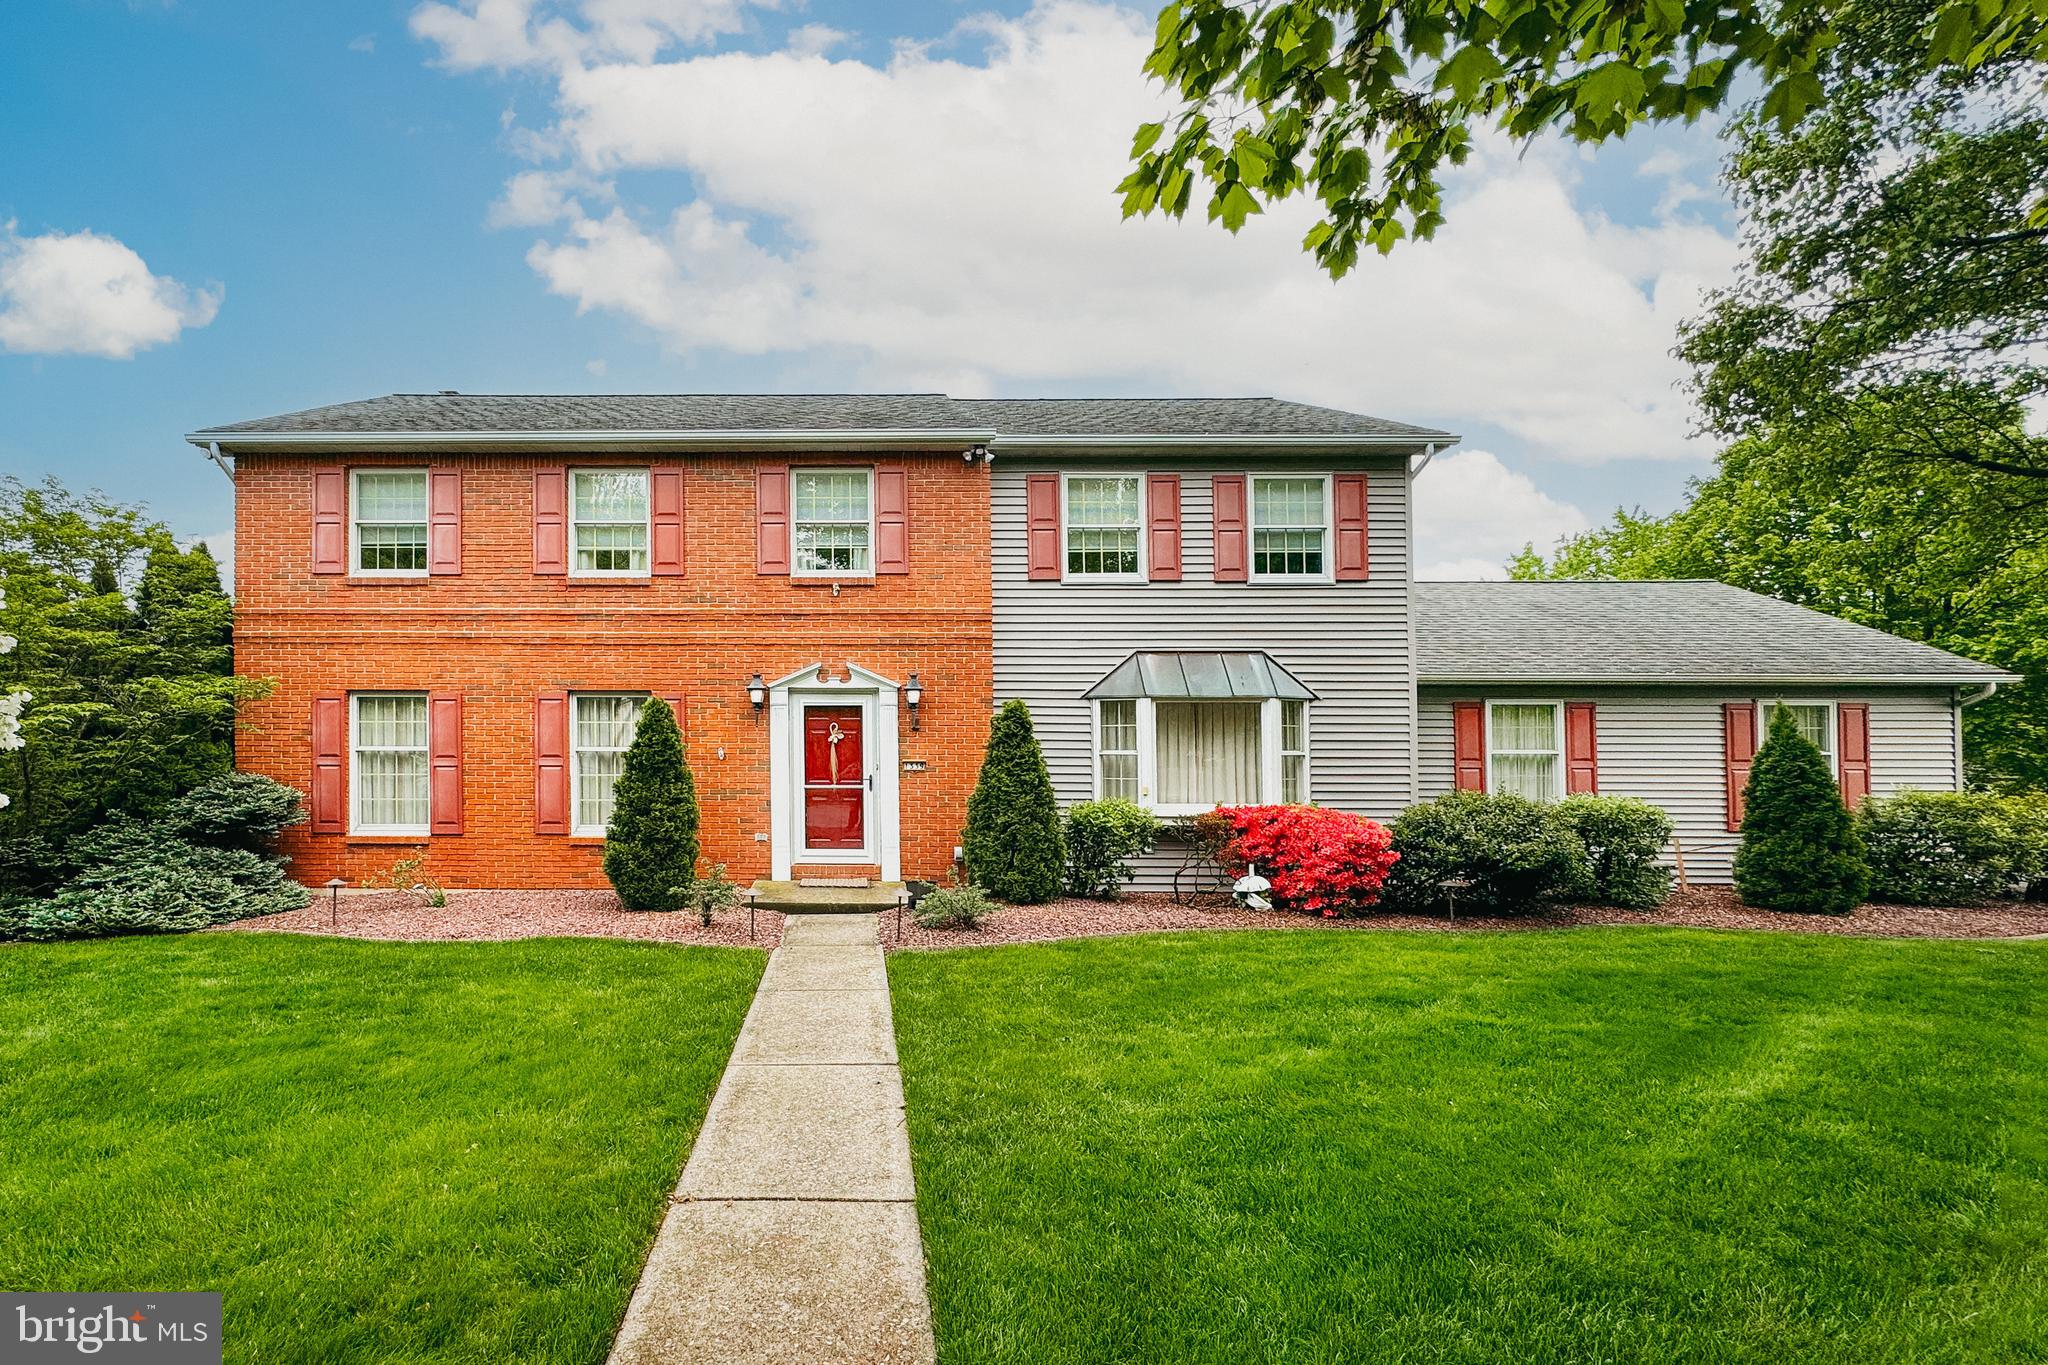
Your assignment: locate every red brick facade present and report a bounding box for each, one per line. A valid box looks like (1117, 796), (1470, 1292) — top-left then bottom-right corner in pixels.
(233, 452), (994, 888)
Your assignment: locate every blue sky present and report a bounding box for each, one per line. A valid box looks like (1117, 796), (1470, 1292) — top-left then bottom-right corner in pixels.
(1, 0), (1742, 578)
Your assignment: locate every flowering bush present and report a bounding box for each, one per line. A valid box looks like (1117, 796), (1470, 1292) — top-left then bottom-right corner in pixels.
(1217, 805), (1399, 916)
(0, 583), (24, 814)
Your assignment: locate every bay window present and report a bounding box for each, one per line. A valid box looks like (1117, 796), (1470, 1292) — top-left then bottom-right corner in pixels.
(570, 469), (651, 576)
(1064, 475), (1142, 578)
(1155, 701), (1263, 807)
(1487, 701), (1563, 801)
(1091, 695), (1312, 812)
(793, 468), (873, 575)
(351, 693), (430, 833)
(1251, 476), (1329, 579)
(352, 470), (429, 575)
(572, 693), (645, 836)
(1096, 699), (1139, 801)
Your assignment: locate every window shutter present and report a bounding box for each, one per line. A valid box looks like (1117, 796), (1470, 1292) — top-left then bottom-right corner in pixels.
(876, 466), (910, 574)
(1723, 702), (1759, 830)
(1333, 473), (1370, 581)
(535, 690), (570, 835)
(533, 468), (568, 575)
(1212, 474), (1248, 582)
(1025, 473), (1061, 580)
(311, 693), (346, 832)
(1451, 700), (1486, 792)
(651, 466), (686, 576)
(659, 693), (687, 745)
(1146, 474), (1182, 582)
(312, 468), (347, 575)
(429, 692), (464, 835)
(1564, 702), (1598, 794)
(428, 469), (463, 576)
(1837, 702), (1872, 808)
(756, 466), (790, 575)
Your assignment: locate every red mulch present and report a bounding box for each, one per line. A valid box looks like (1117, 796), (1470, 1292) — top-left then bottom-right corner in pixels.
(213, 889), (784, 947)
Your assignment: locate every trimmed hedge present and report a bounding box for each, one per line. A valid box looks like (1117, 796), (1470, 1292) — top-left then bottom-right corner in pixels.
(1063, 799), (1161, 898)
(1384, 792), (1587, 915)
(1858, 790), (2048, 906)
(1556, 794), (1673, 909)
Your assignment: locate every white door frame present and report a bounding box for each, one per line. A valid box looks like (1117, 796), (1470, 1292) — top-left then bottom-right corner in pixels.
(767, 663), (901, 881)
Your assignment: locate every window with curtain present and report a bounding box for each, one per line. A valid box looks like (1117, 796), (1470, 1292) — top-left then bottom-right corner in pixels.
(572, 694), (645, 835)
(1280, 699), (1307, 802)
(570, 469), (650, 575)
(1766, 701), (1835, 765)
(1096, 699), (1139, 801)
(352, 470), (428, 574)
(1065, 476), (1140, 577)
(1488, 702), (1561, 801)
(1251, 476), (1327, 578)
(793, 469), (873, 574)
(352, 693), (429, 832)
(1156, 701), (1263, 807)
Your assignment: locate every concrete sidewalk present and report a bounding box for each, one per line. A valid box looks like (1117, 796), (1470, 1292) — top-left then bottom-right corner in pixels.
(607, 913), (937, 1365)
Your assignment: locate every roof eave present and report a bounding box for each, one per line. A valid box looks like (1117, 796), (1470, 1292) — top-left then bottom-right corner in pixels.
(989, 432), (1457, 453)
(187, 427), (1001, 454)
(1417, 672), (2022, 687)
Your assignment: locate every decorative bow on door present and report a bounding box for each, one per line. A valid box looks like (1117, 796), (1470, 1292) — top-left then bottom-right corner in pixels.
(826, 721), (845, 783)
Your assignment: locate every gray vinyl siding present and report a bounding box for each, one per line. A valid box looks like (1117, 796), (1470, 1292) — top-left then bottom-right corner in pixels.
(993, 458), (1414, 891)
(1418, 686), (1964, 883)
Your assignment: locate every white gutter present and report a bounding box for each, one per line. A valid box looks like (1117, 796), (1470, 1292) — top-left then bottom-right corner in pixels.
(187, 428), (1460, 454)
(986, 432), (1458, 451)
(1420, 673), (2023, 687)
(1959, 681), (2001, 706)
(1408, 441), (1439, 478)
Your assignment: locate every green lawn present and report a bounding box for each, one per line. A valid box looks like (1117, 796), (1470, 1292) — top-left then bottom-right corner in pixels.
(891, 929), (2048, 1365)
(0, 934), (763, 1365)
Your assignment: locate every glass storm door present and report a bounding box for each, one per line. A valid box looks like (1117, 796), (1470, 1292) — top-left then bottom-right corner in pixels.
(802, 704), (866, 850)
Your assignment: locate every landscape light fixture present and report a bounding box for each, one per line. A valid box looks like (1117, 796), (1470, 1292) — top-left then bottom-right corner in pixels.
(325, 877), (346, 931)
(904, 672), (923, 731)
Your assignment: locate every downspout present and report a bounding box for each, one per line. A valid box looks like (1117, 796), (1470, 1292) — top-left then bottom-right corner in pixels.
(203, 441), (234, 481)
(1959, 682), (1999, 707)
(1955, 682), (1998, 790)
(1408, 441), (1438, 480)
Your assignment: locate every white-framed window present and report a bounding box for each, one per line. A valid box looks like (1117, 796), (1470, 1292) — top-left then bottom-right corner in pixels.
(1093, 697), (1310, 814)
(1762, 699), (1835, 766)
(569, 468), (650, 576)
(792, 468), (874, 576)
(1064, 474), (1143, 579)
(571, 693), (647, 837)
(351, 469), (429, 576)
(1487, 700), (1564, 802)
(351, 692), (430, 833)
(1251, 476), (1330, 580)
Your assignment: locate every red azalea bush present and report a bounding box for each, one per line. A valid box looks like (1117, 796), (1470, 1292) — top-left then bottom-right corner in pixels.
(1220, 805), (1400, 916)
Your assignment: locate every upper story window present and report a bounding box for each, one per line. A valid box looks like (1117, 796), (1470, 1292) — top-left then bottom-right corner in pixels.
(793, 469), (873, 576)
(1487, 701), (1563, 801)
(352, 692), (430, 834)
(1065, 474), (1142, 578)
(352, 470), (429, 576)
(571, 469), (650, 576)
(1251, 476), (1329, 580)
(572, 693), (646, 836)
(1766, 700), (1835, 765)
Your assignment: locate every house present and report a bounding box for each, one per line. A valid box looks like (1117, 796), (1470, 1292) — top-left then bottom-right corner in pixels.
(190, 393), (2016, 891)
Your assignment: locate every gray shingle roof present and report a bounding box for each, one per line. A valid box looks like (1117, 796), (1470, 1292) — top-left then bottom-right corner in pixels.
(192, 392), (1450, 441)
(1414, 580), (2015, 685)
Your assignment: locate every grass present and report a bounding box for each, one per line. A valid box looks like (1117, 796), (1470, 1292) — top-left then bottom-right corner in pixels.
(891, 928), (2048, 1364)
(0, 934), (764, 1365)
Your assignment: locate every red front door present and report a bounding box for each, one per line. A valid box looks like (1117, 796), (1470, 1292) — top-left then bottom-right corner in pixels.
(802, 705), (866, 850)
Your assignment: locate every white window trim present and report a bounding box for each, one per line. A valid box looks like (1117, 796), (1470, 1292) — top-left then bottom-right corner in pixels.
(349, 468), (430, 579)
(1279, 698), (1311, 804)
(1061, 471), (1147, 583)
(569, 692), (647, 838)
(1757, 697), (1838, 765)
(1094, 696), (1307, 815)
(1091, 698), (1141, 802)
(1249, 474), (1334, 584)
(567, 467), (652, 580)
(790, 466), (877, 579)
(349, 691), (430, 835)
(1484, 699), (1566, 803)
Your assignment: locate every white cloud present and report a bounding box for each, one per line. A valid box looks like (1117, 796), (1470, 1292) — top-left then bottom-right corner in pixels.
(1413, 450), (1590, 579)
(475, 1), (1737, 462)
(585, 357), (608, 375)
(349, 32), (377, 53)
(786, 23), (850, 57)
(411, 0), (766, 70)
(489, 168), (592, 226)
(0, 224), (220, 359)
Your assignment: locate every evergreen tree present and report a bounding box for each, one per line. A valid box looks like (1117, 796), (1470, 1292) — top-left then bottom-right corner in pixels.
(962, 699), (1063, 904)
(1734, 706), (1871, 914)
(602, 699), (700, 911)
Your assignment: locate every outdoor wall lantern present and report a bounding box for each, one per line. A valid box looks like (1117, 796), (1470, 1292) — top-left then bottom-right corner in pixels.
(904, 672), (924, 731)
(747, 673), (767, 719)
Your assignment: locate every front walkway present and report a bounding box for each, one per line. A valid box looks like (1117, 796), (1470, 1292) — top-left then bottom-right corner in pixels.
(607, 912), (937, 1365)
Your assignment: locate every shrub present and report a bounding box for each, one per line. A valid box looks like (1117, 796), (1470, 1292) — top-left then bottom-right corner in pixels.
(914, 880), (994, 930)
(962, 700), (1063, 904)
(4, 820), (309, 941)
(690, 863), (741, 927)
(1383, 792), (1588, 916)
(1218, 804), (1399, 916)
(603, 700), (700, 912)
(362, 852), (447, 907)
(1857, 790), (2046, 905)
(1735, 706), (1870, 914)
(1063, 799), (1161, 898)
(163, 772), (306, 851)
(1555, 794), (1673, 909)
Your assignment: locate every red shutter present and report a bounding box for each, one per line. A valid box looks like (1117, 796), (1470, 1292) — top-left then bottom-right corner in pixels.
(310, 693), (345, 832)
(1837, 702), (1872, 808)
(876, 466), (910, 575)
(1724, 702), (1759, 831)
(429, 692), (464, 835)
(312, 468), (347, 575)
(1146, 474), (1182, 582)
(428, 469), (463, 576)
(651, 466), (686, 576)
(1025, 473), (1061, 580)
(533, 468), (568, 575)
(1564, 702), (1598, 794)
(1212, 474), (1248, 582)
(1452, 700), (1486, 792)
(658, 693), (687, 745)
(535, 691), (570, 835)
(1333, 473), (1370, 581)
(756, 466), (790, 575)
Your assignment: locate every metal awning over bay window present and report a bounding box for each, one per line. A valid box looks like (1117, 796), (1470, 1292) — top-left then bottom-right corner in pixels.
(1082, 652), (1316, 814)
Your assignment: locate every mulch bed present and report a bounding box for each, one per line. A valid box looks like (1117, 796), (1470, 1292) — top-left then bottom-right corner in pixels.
(213, 889), (785, 947)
